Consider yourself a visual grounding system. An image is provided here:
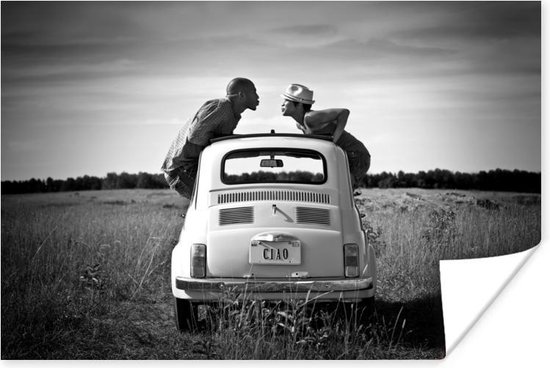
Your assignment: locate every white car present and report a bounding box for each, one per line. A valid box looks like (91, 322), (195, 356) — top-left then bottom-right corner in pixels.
(171, 132), (376, 330)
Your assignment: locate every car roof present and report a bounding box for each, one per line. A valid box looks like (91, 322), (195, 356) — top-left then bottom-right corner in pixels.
(210, 132), (333, 144)
(203, 133), (338, 161)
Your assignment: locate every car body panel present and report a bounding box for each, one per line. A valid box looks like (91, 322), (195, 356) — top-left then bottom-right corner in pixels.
(171, 134), (376, 303)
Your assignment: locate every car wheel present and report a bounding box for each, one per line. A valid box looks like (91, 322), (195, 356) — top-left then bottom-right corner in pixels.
(174, 297), (197, 332)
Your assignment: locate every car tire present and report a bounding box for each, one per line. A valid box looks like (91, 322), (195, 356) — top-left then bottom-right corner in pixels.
(174, 297), (197, 332)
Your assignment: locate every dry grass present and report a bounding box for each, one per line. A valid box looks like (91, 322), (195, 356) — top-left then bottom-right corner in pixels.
(1, 188), (540, 359)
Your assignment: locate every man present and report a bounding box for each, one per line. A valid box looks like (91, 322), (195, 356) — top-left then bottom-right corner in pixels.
(162, 78), (259, 198)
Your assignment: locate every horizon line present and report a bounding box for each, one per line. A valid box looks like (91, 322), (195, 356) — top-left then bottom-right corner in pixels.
(0, 167), (542, 183)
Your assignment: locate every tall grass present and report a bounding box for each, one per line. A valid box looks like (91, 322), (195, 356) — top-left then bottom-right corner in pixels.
(1, 189), (540, 359)
(185, 291), (410, 359)
(1, 191), (181, 358)
(361, 189), (540, 302)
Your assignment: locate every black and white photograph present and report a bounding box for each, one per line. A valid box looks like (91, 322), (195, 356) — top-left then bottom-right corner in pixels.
(1, 1), (541, 360)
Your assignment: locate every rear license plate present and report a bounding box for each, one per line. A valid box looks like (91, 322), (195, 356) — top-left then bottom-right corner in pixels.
(249, 240), (301, 265)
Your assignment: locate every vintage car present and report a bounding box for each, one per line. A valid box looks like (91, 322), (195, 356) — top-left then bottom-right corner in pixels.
(171, 132), (376, 330)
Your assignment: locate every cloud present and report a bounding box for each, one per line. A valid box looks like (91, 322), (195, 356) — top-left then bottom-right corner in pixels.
(390, 2), (540, 44)
(322, 37), (455, 59)
(270, 24), (338, 36)
(460, 2), (540, 38)
(262, 24), (342, 48)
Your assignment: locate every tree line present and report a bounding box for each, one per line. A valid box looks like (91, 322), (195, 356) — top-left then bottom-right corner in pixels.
(362, 169), (540, 193)
(1, 172), (168, 194)
(1, 168), (541, 195)
(224, 171), (325, 184)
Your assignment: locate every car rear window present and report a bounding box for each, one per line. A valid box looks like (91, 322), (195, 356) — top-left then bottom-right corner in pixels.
(222, 149), (326, 184)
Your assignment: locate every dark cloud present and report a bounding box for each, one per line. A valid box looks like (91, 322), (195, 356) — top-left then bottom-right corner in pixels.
(0, 30), (37, 45)
(393, 2), (540, 43)
(462, 1), (540, 38)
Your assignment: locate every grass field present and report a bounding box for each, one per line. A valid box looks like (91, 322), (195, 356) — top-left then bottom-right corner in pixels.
(1, 188), (540, 359)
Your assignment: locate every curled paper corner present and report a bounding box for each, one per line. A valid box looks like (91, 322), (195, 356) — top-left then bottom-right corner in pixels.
(440, 244), (541, 355)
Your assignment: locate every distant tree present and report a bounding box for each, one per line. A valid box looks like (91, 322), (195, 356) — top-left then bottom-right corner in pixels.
(117, 172), (137, 189)
(46, 177), (60, 192)
(102, 172), (119, 190)
(61, 178), (77, 191)
(377, 172), (396, 188)
(415, 171), (427, 188)
(136, 172), (167, 189)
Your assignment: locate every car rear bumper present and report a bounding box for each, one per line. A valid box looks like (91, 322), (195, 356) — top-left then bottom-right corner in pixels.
(174, 276), (374, 302)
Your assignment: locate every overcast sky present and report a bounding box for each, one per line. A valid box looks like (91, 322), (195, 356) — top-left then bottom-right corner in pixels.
(1, 1), (541, 181)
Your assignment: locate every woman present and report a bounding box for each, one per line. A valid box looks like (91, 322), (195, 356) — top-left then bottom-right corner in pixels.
(281, 83), (371, 190)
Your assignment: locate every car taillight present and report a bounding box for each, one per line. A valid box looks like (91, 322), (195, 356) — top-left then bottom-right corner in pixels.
(190, 244), (206, 278)
(344, 243), (359, 278)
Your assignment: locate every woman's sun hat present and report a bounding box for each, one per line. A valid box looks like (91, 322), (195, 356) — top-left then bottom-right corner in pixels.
(281, 84), (315, 104)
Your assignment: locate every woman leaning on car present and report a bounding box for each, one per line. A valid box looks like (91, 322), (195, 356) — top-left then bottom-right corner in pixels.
(280, 83), (371, 190)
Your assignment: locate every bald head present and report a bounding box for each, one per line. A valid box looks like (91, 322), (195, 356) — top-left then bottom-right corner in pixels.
(226, 77), (255, 95)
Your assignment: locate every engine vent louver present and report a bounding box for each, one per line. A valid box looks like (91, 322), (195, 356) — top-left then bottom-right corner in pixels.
(217, 190), (330, 205)
(296, 207), (331, 226)
(219, 207), (254, 226)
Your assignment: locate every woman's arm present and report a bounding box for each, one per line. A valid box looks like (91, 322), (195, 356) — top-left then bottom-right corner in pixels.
(305, 108), (349, 142)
